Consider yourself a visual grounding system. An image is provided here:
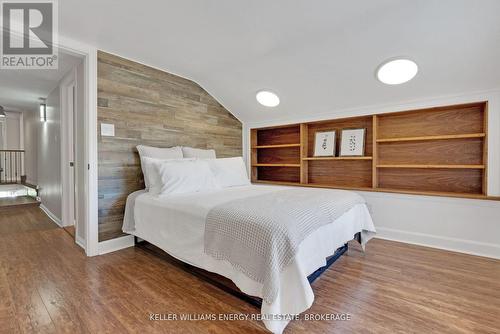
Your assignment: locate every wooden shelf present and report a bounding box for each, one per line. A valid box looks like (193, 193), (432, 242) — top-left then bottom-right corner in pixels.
(251, 163), (300, 167)
(303, 156), (372, 161)
(252, 143), (301, 149)
(252, 180), (300, 186)
(252, 182), (500, 201)
(252, 180), (373, 192)
(377, 164), (485, 169)
(304, 184), (374, 192)
(377, 133), (485, 143)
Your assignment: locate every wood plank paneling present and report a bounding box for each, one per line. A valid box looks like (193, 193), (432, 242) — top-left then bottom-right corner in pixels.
(97, 51), (242, 241)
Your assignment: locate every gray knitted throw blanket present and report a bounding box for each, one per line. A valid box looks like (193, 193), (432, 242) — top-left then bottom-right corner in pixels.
(204, 188), (364, 304)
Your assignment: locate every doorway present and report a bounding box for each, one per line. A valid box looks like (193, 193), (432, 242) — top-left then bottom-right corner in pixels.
(0, 29), (98, 255)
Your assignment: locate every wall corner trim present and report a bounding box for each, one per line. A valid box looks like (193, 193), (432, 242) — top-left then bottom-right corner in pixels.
(98, 235), (135, 255)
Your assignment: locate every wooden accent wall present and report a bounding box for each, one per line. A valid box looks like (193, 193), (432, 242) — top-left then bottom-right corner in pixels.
(251, 102), (496, 201)
(97, 51), (242, 241)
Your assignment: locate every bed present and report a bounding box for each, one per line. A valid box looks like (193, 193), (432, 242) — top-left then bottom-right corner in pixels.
(123, 183), (376, 334)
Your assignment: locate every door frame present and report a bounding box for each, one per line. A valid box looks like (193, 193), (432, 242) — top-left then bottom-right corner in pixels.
(63, 40), (98, 256)
(60, 38), (98, 257)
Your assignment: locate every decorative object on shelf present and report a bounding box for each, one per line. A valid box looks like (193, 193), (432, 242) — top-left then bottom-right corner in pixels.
(314, 131), (336, 157)
(340, 128), (366, 156)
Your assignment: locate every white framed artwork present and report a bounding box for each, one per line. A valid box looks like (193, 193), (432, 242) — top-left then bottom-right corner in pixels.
(314, 131), (336, 156)
(340, 128), (366, 156)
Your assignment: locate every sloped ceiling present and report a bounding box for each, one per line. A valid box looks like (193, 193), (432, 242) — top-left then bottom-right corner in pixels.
(60, 0), (500, 123)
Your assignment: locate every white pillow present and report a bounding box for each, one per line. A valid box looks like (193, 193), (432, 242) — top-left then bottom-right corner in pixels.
(208, 157), (250, 188)
(137, 145), (183, 160)
(157, 159), (220, 195)
(136, 145), (183, 189)
(142, 157), (194, 195)
(182, 146), (216, 159)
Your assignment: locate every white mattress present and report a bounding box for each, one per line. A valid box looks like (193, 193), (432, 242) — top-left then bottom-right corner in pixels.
(123, 185), (376, 334)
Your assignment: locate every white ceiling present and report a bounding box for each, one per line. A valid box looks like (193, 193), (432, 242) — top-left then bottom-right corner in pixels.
(0, 51), (82, 112)
(59, 0), (500, 123)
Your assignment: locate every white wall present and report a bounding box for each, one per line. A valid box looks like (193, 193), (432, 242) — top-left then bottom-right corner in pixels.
(244, 89), (500, 259)
(38, 85), (62, 220)
(5, 111), (21, 149)
(23, 110), (38, 184)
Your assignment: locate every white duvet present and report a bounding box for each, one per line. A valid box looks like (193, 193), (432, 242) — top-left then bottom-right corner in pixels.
(123, 185), (376, 334)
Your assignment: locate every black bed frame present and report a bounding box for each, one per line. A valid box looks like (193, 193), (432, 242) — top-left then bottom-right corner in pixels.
(135, 232), (360, 308)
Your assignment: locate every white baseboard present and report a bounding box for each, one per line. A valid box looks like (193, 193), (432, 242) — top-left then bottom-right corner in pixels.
(98, 235), (134, 255)
(39, 204), (62, 227)
(375, 227), (500, 259)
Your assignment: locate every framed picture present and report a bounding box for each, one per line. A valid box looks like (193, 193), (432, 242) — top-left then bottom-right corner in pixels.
(314, 131), (336, 156)
(340, 128), (366, 156)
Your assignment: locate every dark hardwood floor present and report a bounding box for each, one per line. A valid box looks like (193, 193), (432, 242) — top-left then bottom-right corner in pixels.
(1, 207), (499, 333)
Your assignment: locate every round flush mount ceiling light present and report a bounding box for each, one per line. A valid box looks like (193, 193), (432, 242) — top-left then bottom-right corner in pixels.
(376, 58), (418, 85)
(256, 90), (280, 107)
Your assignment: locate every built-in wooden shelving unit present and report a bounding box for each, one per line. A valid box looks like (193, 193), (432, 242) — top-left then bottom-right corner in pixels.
(251, 102), (495, 200)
